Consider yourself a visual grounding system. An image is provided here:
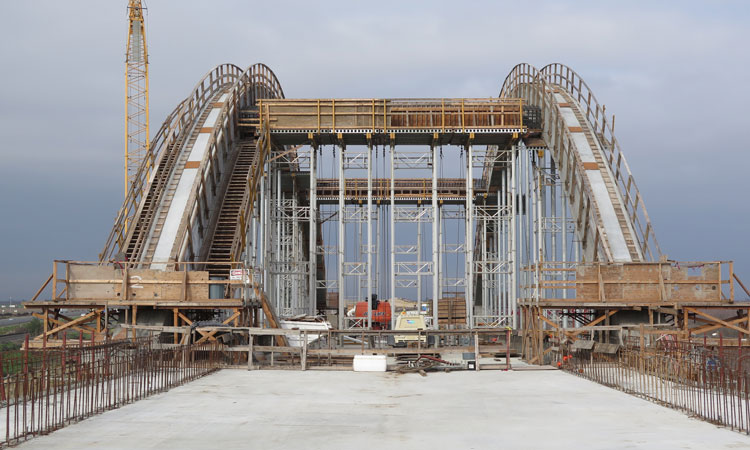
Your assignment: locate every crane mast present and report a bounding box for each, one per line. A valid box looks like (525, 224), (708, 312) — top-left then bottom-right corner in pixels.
(125, 0), (150, 231)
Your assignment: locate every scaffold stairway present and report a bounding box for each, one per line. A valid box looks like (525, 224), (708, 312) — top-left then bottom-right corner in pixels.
(206, 137), (258, 278)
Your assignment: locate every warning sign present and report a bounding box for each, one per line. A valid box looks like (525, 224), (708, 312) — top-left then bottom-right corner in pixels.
(230, 269), (250, 283)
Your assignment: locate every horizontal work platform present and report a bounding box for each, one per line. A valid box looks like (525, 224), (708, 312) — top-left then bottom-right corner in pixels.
(313, 178), (491, 204)
(517, 301), (745, 309)
(23, 299), (249, 309)
(249, 98), (527, 145)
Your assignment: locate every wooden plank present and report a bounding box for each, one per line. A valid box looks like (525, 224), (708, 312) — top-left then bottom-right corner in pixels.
(120, 324), (191, 333)
(45, 309), (101, 336)
(196, 326), (300, 336)
(30, 274), (53, 301)
(687, 308), (750, 336)
(690, 314), (747, 335)
(254, 345), (301, 353)
(195, 311), (242, 344)
(33, 313), (96, 335)
(259, 291), (289, 347)
(567, 310), (617, 337)
(582, 162), (599, 170)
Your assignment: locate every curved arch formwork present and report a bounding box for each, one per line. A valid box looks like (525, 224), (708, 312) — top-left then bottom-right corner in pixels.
(500, 63), (660, 264)
(32, 63), (289, 345)
(101, 63), (284, 265)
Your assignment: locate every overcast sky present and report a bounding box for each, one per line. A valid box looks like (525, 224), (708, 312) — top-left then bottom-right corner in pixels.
(0, 0), (748, 301)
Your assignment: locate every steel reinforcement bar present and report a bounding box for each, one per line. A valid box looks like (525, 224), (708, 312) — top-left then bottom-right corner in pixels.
(0, 336), (220, 447)
(563, 338), (750, 434)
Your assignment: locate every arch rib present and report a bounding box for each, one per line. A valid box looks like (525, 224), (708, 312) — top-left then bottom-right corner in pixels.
(500, 62), (661, 262)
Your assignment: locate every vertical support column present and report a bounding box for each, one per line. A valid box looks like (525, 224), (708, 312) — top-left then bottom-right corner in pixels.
(497, 175), (503, 322)
(510, 146), (518, 329)
(417, 218), (422, 304)
(260, 175), (266, 297)
(292, 192), (299, 313)
(338, 144), (346, 329)
(561, 159), (569, 327)
(276, 167), (282, 313)
(367, 142), (373, 329)
(309, 145), (317, 316)
(550, 158), (558, 279)
(535, 152), (543, 304)
(432, 144), (440, 329)
(465, 143), (474, 328)
(481, 214), (488, 320)
(376, 203), (381, 301)
(390, 141), (396, 329)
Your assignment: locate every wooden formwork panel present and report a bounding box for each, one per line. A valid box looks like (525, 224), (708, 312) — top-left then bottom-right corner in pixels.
(575, 263), (723, 303)
(66, 265), (209, 301)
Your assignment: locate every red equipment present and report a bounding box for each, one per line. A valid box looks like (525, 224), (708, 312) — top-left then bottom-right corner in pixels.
(354, 300), (392, 329)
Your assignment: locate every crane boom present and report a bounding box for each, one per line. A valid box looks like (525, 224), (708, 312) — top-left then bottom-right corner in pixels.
(125, 0), (150, 231)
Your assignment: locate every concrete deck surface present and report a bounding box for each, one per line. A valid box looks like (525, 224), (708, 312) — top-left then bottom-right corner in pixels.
(18, 369), (750, 449)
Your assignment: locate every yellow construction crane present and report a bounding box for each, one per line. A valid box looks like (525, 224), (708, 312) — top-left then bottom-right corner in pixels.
(125, 0), (150, 211)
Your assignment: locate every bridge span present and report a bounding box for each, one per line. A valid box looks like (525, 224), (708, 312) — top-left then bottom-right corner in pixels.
(23, 63), (748, 364)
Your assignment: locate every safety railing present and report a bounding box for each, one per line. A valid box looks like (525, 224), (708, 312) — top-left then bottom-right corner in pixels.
(258, 98), (524, 133)
(314, 178), (485, 200)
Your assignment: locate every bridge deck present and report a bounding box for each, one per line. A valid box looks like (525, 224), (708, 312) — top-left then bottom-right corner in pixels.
(14, 370), (745, 450)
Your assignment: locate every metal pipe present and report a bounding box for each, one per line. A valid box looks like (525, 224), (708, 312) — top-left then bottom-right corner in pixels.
(309, 145), (317, 315)
(367, 143), (373, 329)
(338, 145), (346, 329)
(466, 143), (474, 326)
(390, 143), (396, 329)
(432, 144), (439, 329)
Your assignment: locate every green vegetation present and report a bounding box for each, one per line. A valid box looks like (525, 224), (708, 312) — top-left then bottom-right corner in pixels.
(0, 317), (43, 337)
(0, 342), (20, 352)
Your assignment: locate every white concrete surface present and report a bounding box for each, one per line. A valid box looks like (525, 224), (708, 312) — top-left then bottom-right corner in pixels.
(17, 369), (750, 449)
(151, 104), (222, 268)
(554, 94), (632, 262)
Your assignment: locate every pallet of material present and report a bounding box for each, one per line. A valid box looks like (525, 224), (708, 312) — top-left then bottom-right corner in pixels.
(437, 297), (467, 326)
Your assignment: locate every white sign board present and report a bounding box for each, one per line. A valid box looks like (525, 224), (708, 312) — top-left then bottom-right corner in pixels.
(230, 269), (251, 283)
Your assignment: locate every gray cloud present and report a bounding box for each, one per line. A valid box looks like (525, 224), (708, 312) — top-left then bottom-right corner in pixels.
(1, 0), (748, 300)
